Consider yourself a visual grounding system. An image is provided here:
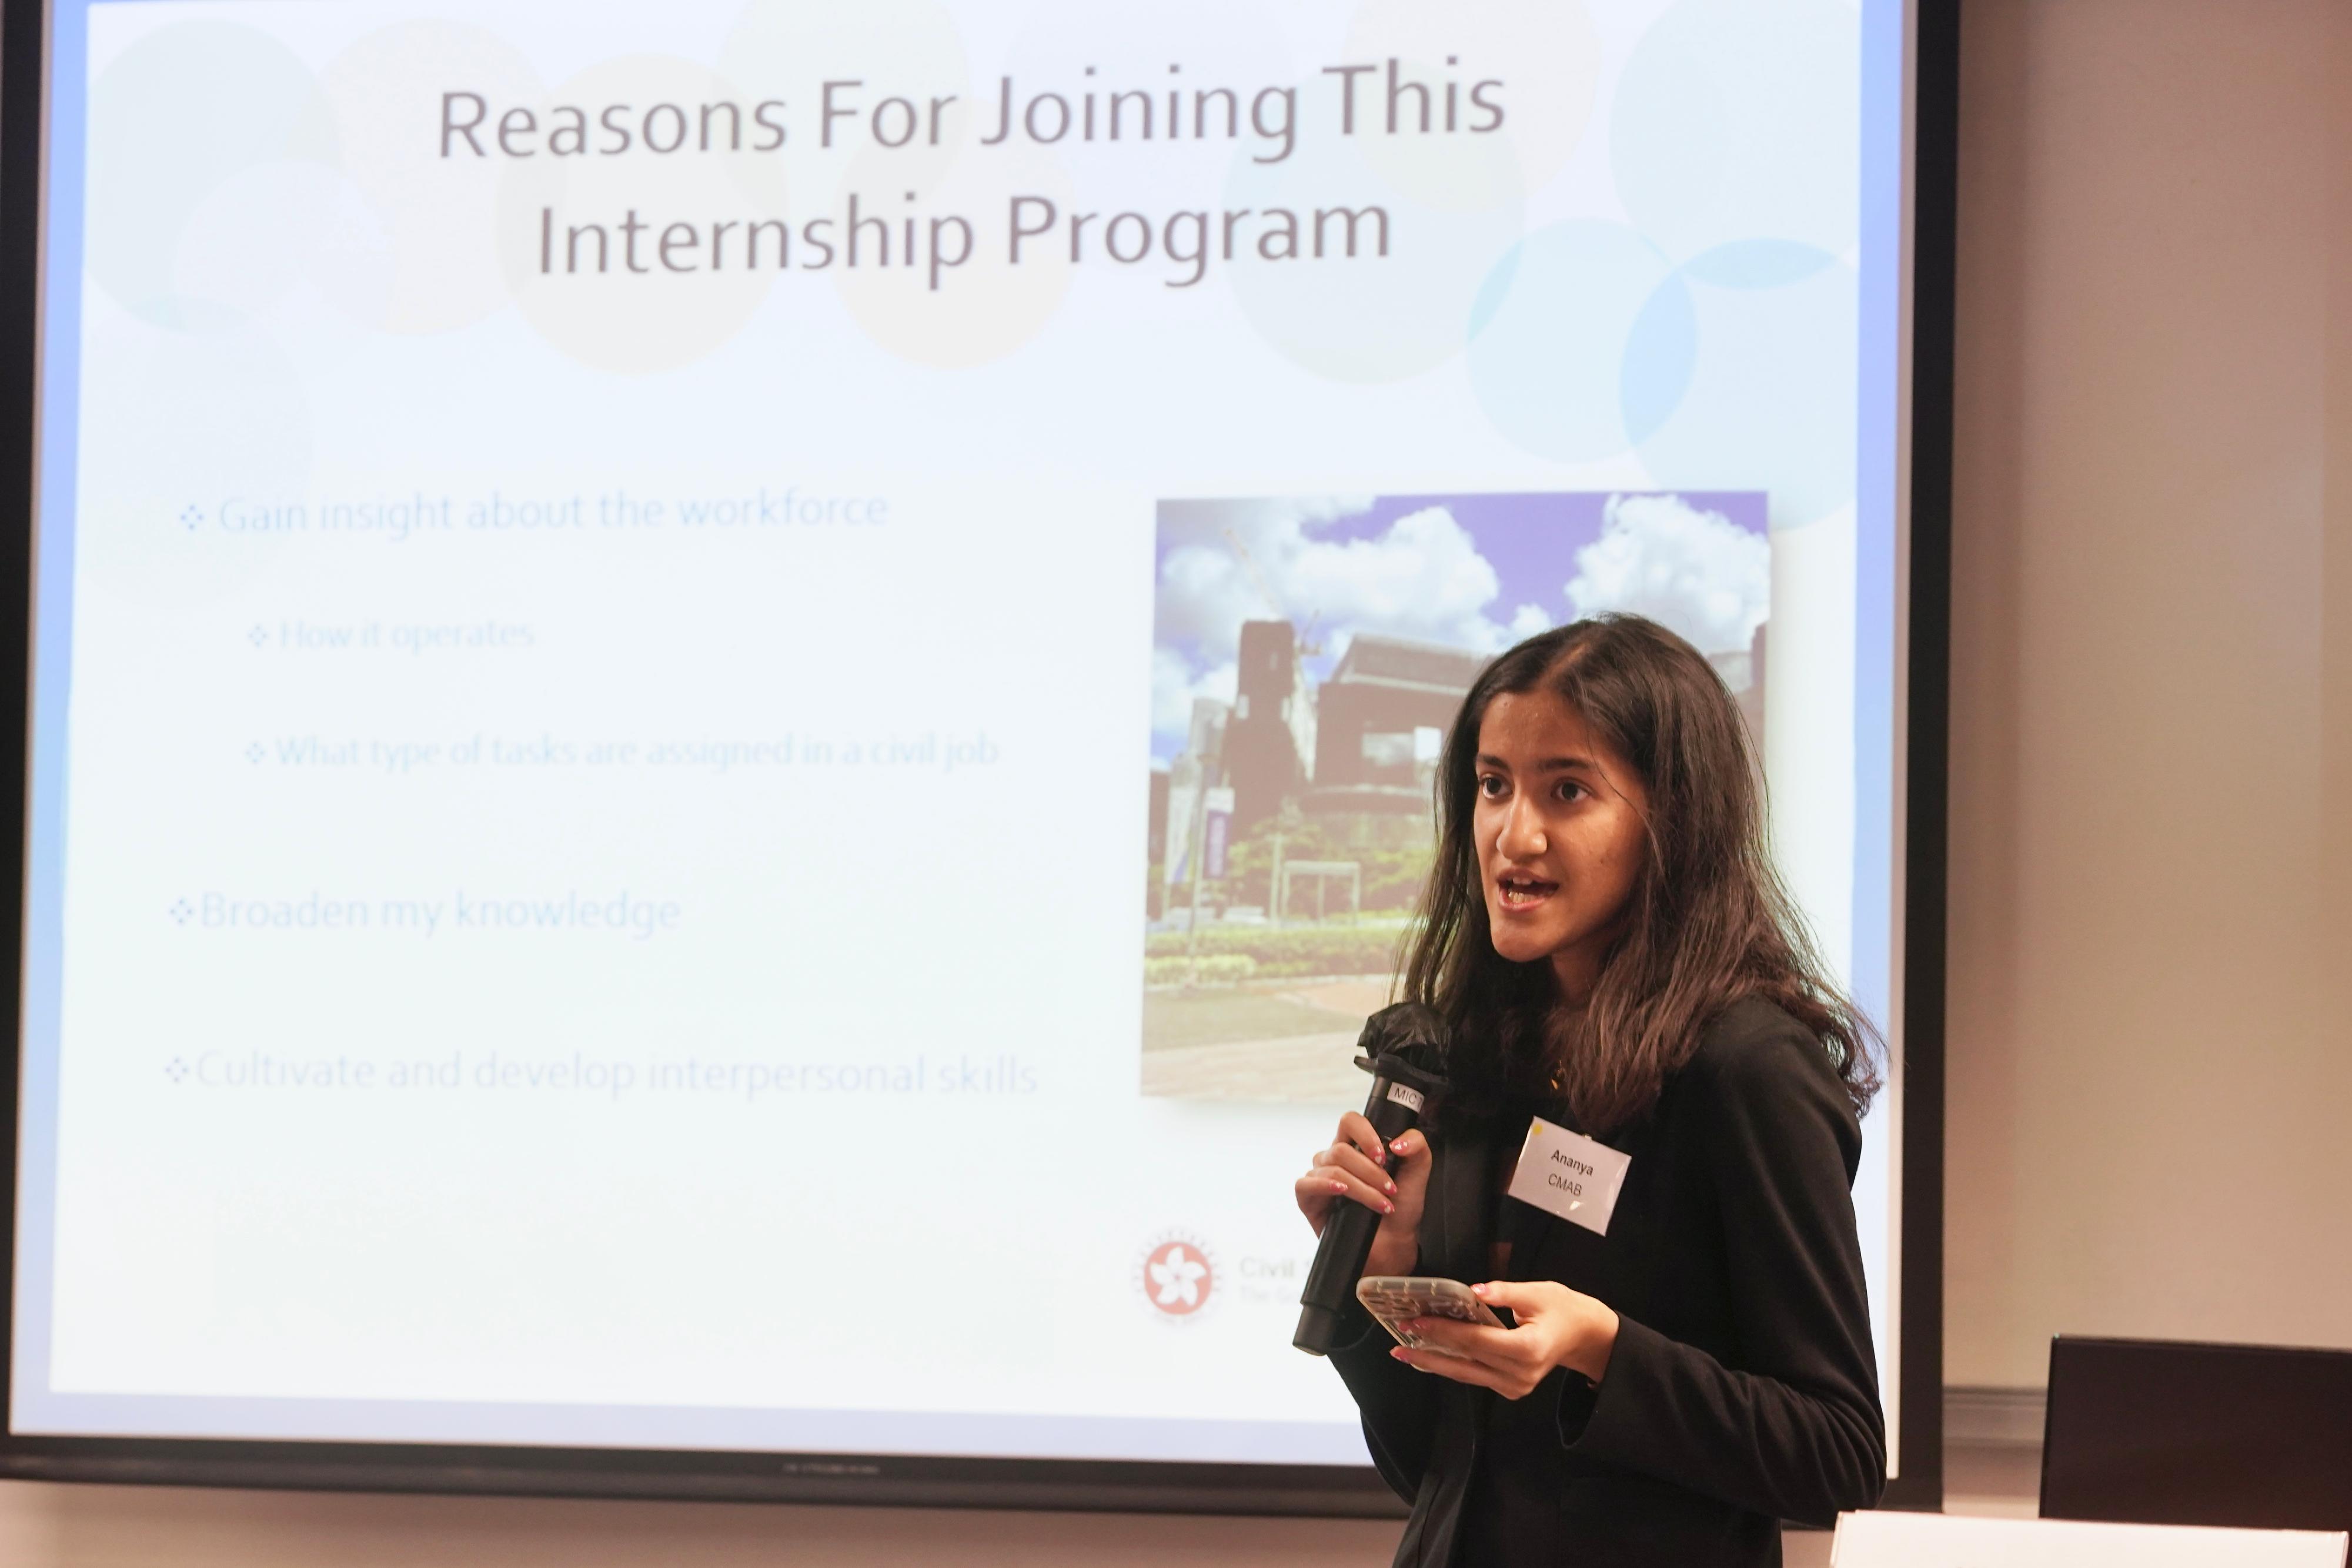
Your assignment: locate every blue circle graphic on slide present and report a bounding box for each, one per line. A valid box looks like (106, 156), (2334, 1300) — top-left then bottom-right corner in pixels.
(1469, 226), (1855, 526)
(1619, 270), (1698, 449)
(1465, 220), (1678, 463)
(1633, 240), (1856, 525)
(1610, 0), (1859, 265)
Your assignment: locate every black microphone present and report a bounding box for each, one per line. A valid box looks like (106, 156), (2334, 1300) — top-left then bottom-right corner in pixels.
(1294, 1012), (1449, 1356)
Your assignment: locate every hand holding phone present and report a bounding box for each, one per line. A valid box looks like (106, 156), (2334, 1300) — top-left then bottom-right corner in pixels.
(1355, 1275), (1503, 1354)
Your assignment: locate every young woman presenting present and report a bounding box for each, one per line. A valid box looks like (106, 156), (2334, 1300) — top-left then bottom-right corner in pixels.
(1295, 615), (1885, 1567)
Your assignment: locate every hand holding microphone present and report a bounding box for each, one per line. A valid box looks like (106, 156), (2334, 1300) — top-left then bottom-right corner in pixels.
(1294, 1114), (1431, 1280)
(1291, 1006), (1450, 1355)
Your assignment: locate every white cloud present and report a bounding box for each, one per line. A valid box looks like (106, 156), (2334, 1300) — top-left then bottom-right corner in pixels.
(1563, 494), (1769, 656)
(1151, 646), (1236, 738)
(1507, 603), (1552, 641)
(1155, 499), (1507, 663)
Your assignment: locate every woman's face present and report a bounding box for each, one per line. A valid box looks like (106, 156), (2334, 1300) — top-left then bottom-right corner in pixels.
(1471, 690), (1652, 1001)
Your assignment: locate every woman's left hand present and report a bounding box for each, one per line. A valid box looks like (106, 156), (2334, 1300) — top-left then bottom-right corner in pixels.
(1391, 1281), (1620, 1398)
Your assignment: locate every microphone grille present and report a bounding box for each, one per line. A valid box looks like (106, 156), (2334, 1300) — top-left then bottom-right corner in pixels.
(1356, 1002), (1447, 1076)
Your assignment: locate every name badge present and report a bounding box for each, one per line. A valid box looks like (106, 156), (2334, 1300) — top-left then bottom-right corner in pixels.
(1506, 1116), (1631, 1235)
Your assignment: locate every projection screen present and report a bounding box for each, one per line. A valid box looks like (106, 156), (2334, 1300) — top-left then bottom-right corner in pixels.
(1, 0), (1955, 1512)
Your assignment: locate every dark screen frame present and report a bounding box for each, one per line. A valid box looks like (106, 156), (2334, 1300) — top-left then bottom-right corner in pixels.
(0, 0), (1959, 1517)
(1882, 0), (1959, 1515)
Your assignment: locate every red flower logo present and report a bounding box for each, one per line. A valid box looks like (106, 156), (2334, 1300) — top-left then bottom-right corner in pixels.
(1142, 1239), (1213, 1316)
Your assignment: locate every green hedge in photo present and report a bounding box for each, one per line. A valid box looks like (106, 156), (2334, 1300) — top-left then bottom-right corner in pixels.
(1143, 923), (1410, 979)
(1142, 953), (1259, 987)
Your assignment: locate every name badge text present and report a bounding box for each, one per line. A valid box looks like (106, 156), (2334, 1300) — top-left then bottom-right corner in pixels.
(1506, 1116), (1631, 1236)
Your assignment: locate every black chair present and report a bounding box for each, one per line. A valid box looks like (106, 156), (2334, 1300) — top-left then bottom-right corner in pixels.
(2041, 1335), (2352, 1533)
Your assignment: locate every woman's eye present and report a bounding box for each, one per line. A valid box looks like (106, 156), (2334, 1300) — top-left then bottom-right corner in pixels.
(1555, 780), (1586, 803)
(1476, 775), (1505, 798)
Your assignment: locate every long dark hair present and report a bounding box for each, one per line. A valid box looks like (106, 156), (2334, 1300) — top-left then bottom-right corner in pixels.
(1401, 614), (1881, 1131)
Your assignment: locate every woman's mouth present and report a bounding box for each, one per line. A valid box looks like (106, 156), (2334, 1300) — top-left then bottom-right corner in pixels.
(1495, 872), (1559, 911)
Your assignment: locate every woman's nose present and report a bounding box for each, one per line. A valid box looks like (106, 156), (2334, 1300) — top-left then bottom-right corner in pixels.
(1497, 795), (1547, 859)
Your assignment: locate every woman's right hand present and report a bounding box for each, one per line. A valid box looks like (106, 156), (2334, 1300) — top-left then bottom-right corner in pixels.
(1294, 1113), (1432, 1280)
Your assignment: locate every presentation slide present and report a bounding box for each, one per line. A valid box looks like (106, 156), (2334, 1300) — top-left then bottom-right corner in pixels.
(11, 0), (1910, 1471)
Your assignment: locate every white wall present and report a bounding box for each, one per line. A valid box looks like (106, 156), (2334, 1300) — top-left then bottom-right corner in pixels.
(1944, 0), (2352, 1388)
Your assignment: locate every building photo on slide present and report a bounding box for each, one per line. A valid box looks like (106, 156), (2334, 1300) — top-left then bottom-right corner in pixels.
(1143, 489), (1770, 1105)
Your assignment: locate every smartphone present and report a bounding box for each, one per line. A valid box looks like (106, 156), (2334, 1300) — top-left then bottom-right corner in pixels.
(1355, 1275), (1503, 1353)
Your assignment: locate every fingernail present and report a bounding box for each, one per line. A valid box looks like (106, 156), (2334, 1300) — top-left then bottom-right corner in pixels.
(1390, 1138), (1409, 1153)
(1331, 1181), (1348, 1193)
(1471, 1283), (1490, 1297)
(1380, 1199), (1395, 1213)
(1389, 1347), (1410, 1361)
(1384, 1180), (1396, 1195)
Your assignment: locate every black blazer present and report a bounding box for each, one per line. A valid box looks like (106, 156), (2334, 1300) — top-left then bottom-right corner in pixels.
(1329, 997), (1885, 1567)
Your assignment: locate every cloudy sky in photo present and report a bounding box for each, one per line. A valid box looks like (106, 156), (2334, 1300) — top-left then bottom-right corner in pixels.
(1150, 490), (1769, 763)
